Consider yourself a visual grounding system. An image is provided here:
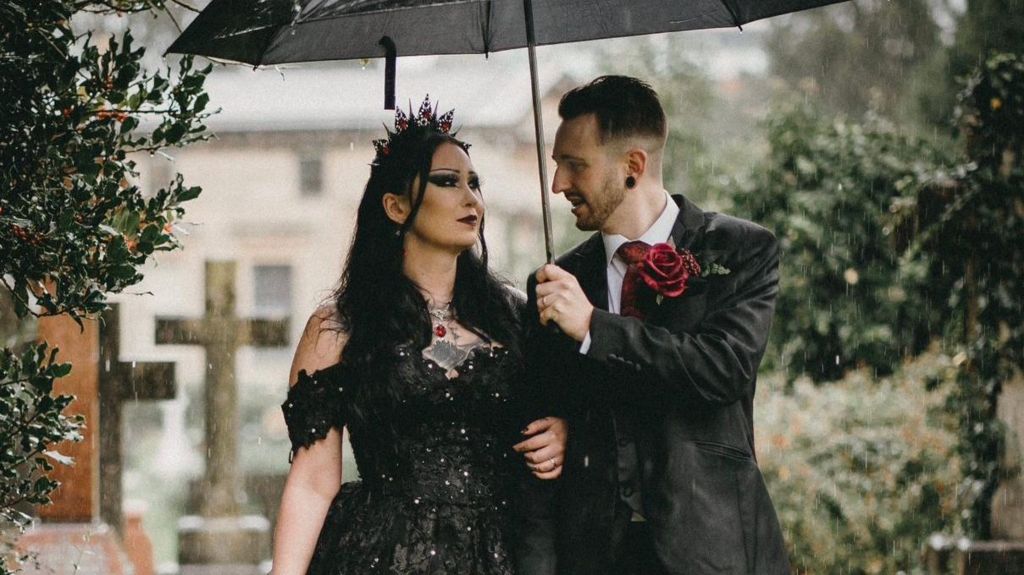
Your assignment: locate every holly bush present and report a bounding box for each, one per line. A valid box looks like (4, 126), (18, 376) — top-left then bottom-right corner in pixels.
(0, 1), (211, 568)
(1, 1), (211, 321)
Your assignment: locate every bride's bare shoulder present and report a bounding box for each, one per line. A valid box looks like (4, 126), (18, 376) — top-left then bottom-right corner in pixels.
(289, 303), (348, 384)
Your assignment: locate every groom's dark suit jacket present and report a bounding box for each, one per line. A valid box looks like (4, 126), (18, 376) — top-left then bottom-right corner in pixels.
(516, 195), (790, 575)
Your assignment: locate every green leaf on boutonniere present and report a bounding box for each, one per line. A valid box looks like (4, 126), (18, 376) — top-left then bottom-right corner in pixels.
(702, 262), (731, 277)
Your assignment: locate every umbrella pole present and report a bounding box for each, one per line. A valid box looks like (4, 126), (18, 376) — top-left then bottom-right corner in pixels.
(523, 0), (555, 264)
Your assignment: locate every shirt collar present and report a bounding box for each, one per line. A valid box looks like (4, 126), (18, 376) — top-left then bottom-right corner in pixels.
(602, 190), (680, 267)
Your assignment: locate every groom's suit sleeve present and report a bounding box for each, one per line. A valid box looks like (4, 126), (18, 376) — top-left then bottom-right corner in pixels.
(511, 272), (571, 575)
(585, 219), (779, 407)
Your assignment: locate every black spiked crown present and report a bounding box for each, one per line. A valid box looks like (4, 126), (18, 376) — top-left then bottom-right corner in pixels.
(371, 95), (462, 165)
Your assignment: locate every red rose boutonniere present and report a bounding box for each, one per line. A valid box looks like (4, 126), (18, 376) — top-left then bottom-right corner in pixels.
(637, 243), (731, 304)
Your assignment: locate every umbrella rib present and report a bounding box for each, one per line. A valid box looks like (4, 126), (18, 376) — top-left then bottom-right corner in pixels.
(299, 0), (486, 26)
(717, 0), (744, 29)
(480, 0), (492, 56)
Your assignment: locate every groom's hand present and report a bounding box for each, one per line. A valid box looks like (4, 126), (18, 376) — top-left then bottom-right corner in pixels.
(535, 264), (593, 342)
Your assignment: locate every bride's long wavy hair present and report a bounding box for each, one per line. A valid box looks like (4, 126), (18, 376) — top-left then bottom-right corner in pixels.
(330, 123), (522, 423)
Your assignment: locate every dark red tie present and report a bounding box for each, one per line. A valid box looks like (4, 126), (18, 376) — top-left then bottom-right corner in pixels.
(616, 240), (651, 319)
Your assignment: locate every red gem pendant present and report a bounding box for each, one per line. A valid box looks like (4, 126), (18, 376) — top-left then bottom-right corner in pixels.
(434, 325), (447, 338)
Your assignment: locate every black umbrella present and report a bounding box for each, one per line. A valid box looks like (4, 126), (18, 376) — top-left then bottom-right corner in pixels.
(169, 0), (848, 262)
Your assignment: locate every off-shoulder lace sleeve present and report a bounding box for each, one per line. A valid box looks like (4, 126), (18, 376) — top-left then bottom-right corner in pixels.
(281, 362), (348, 462)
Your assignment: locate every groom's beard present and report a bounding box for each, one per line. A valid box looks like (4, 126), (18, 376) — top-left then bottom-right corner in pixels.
(573, 172), (625, 231)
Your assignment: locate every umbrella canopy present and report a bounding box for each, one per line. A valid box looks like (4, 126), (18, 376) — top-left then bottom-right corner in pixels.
(169, 0), (848, 262)
(170, 0), (846, 66)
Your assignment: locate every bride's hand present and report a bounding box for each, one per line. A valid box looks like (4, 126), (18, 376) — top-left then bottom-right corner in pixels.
(513, 416), (567, 480)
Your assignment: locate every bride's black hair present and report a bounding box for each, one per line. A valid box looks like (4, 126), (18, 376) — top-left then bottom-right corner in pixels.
(330, 122), (522, 424)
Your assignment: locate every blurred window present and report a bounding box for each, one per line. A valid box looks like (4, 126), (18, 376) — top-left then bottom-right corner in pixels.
(253, 265), (292, 317)
(299, 154), (323, 196)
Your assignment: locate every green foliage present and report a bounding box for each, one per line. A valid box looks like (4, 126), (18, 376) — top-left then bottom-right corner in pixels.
(1, 0), (212, 323)
(0, 345), (82, 527)
(0, 1), (211, 570)
(731, 102), (951, 381)
(909, 52), (1024, 537)
(758, 351), (966, 574)
(916, 0), (1024, 127)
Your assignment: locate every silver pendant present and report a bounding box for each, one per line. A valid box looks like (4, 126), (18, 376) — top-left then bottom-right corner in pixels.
(423, 339), (471, 372)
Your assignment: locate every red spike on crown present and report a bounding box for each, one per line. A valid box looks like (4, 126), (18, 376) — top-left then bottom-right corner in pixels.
(418, 96), (434, 125)
(395, 108), (409, 132)
(371, 95), (458, 165)
(437, 110), (454, 134)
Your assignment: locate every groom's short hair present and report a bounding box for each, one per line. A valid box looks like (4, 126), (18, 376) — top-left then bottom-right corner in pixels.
(558, 75), (667, 145)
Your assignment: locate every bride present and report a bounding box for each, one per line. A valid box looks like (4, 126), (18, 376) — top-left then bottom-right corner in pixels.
(271, 97), (566, 575)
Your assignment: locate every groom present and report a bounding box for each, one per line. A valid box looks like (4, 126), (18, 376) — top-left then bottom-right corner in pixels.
(516, 76), (790, 574)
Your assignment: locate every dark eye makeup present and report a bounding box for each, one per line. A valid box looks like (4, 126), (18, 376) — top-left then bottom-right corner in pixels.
(428, 174), (460, 187)
(428, 172), (483, 192)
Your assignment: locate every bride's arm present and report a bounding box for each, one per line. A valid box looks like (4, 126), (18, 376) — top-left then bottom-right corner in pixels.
(272, 308), (347, 575)
(272, 430), (343, 574)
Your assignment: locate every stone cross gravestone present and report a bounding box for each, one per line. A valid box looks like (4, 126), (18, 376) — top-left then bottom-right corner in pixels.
(98, 303), (177, 533)
(16, 315), (131, 575)
(155, 260), (288, 573)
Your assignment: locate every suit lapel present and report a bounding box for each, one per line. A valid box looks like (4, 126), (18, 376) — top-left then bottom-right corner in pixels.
(652, 195), (710, 328)
(568, 234), (609, 312)
(669, 194), (707, 251)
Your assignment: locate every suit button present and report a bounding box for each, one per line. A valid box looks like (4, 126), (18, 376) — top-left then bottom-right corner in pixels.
(634, 364), (642, 373)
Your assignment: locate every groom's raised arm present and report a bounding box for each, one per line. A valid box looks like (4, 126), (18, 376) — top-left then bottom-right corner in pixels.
(585, 221), (779, 407)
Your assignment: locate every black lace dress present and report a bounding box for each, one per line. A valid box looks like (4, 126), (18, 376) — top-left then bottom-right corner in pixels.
(281, 343), (525, 574)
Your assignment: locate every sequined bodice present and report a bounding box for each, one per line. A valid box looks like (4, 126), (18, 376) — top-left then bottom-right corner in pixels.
(281, 343), (524, 574)
(348, 345), (519, 506)
(282, 344), (522, 502)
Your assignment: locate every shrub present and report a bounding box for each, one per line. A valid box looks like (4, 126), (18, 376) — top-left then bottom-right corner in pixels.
(732, 104), (951, 382)
(757, 350), (966, 574)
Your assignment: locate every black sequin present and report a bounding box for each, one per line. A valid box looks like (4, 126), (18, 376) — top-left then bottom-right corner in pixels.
(281, 345), (522, 575)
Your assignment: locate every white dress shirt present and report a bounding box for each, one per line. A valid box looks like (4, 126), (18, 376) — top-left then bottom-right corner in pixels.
(579, 191), (680, 353)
